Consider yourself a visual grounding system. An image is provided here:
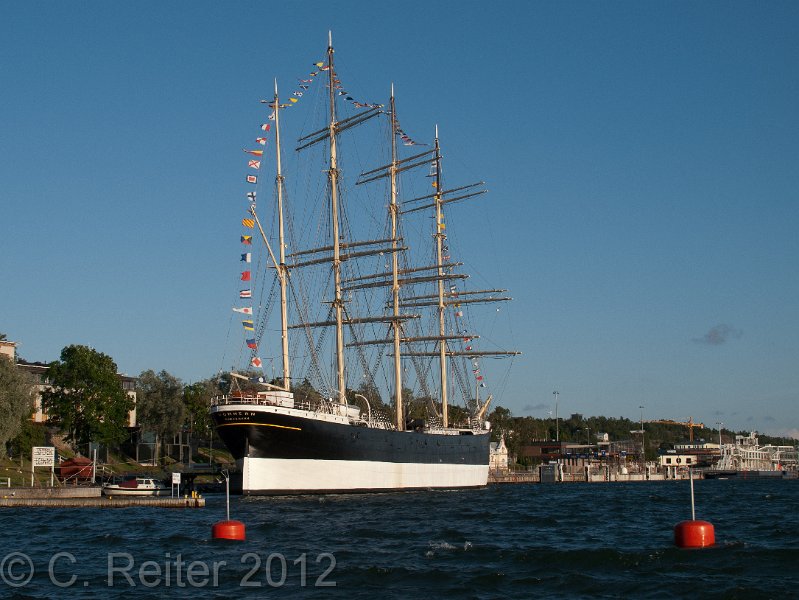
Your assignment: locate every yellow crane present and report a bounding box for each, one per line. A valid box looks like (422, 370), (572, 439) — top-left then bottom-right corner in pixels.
(645, 417), (705, 442)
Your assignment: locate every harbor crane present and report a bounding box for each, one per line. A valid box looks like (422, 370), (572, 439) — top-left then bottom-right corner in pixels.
(645, 417), (705, 442)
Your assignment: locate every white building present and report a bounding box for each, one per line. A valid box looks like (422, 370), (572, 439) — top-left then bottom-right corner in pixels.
(490, 437), (509, 471)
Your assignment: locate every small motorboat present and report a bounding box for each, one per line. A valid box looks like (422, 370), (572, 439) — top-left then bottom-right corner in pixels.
(102, 476), (170, 497)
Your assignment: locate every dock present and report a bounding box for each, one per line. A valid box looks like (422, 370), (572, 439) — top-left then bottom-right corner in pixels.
(0, 494), (205, 508)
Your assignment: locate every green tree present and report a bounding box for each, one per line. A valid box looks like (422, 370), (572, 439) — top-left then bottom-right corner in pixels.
(41, 345), (134, 449)
(0, 354), (36, 457)
(487, 406), (519, 456)
(9, 422), (47, 458)
(136, 370), (185, 465)
(183, 379), (214, 435)
(292, 378), (323, 406)
(350, 381), (385, 417)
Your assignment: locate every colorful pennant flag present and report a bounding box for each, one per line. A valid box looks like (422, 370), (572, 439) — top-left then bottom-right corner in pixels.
(241, 253), (251, 263)
(247, 175), (258, 184)
(394, 121), (427, 147)
(248, 160), (261, 170)
(251, 356), (263, 368)
(242, 218), (254, 228)
(241, 235), (252, 245)
(233, 307), (253, 315)
(261, 123), (271, 131)
(240, 289), (252, 298)
(256, 137), (267, 145)
(242, 319), (254, 331)
(246, 338), (257, 349)
(244, 149), (263, 156)
(247, 192), (256, 201)
(241, 271), (251, 281)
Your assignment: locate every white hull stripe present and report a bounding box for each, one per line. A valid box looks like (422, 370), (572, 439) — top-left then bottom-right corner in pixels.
(242, 457), (489, 493)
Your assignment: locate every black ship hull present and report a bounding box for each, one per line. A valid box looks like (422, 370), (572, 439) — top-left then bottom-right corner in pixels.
(210, 403), (490, 494)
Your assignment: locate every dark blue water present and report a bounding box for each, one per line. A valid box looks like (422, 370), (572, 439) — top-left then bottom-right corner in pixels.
(1, 480), (797, 598)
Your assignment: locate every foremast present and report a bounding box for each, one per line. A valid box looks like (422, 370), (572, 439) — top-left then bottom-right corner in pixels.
(274, 79), (291, 391)
(246, 80), (291, 392)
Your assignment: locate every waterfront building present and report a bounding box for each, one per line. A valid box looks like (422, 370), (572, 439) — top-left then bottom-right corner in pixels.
(489, 437), (509, 472)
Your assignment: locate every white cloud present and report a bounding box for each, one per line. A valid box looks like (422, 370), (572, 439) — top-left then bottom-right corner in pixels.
(768, 428), (799, 441)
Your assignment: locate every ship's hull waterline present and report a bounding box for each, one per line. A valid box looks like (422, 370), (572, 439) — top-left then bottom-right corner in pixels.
(211, 403), (490, 495)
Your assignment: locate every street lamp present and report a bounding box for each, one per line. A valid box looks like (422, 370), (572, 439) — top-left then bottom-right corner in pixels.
(639, 405), (645, 472)
(554, 390), (560, 442)
(578, 427), (590, 445)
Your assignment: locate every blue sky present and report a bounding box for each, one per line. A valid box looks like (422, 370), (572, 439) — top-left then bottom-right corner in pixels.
(1, 2), (797, 438)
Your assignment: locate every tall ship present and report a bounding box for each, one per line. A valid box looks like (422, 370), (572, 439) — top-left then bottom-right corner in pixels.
(210, 35), (520, 495)
(704, 431), (798, 480)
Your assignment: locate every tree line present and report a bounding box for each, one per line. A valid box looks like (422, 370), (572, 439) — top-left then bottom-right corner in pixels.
(484, 406), (798, 465)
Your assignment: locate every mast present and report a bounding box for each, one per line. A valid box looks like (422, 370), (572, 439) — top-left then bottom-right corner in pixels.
(327, 32), (347, 404)
(389, 86), (403, 431)
(274, 79), (291, 391)
(433, 127), (449, 427)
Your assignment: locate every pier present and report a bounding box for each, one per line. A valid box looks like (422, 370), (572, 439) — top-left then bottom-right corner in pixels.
(489, 466), (702, 484)
(0, 495), (205, 508)
(0, 487), (205, 508)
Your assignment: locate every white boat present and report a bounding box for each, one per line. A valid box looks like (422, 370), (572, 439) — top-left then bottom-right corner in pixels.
(102, 476), (170, 496)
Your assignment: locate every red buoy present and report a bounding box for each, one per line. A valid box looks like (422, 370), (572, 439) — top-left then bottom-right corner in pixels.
(674, 469), (715, 548)
(212, 519), (246, 541)
(674, 520), (715, 548)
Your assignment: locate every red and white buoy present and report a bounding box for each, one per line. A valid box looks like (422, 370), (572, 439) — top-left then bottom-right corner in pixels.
(674, 468), (714, 548)
(212, 470), (245, 541)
